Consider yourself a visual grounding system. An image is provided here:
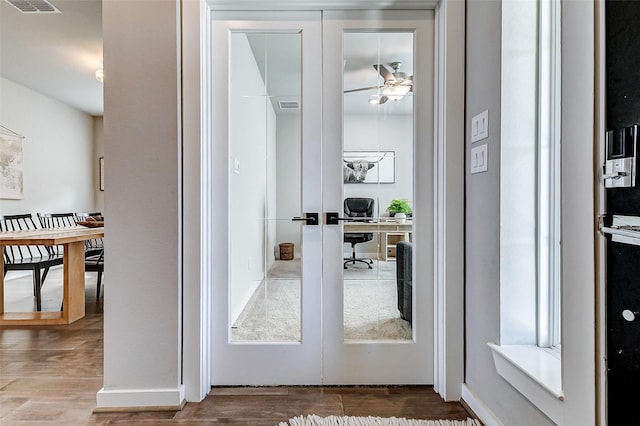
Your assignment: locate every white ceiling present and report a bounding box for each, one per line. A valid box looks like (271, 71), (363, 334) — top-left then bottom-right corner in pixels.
(0, 0), (103, 116)
(0, 2), (413, 118)
(247, 31), (414, 116)
(343, 32), (414, 115)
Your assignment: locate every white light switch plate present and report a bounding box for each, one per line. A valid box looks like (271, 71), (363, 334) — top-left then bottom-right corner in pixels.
(471, 144), (488, 174)
(471, 110), (489, 143)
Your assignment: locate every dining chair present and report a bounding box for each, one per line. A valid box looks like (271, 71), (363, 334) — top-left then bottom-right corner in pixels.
(75, 212), (105, 300)
(85, 249), (104, 301)
(74, 212), (104, 256)
(343, 197), (375, 269)
(0, 213), (64, 311)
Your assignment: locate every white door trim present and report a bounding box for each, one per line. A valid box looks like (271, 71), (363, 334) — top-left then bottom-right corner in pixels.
(432, 0), (465, 401)
(182, 0), (465, 402)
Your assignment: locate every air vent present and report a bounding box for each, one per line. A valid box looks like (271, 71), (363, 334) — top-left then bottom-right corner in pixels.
(5, 0), (60, 13)
(278, 101), (300, 110)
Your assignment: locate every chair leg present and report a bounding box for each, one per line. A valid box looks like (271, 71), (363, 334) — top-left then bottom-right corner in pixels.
(41, 266), (50, 284)
(96, 271), (103, 301)
(343, 243), (373, 269)
(33, 268), (42, 312)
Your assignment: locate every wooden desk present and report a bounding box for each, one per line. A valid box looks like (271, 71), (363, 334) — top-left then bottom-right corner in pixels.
(0, 227), (105, 326)
(344, 220), (412, 261)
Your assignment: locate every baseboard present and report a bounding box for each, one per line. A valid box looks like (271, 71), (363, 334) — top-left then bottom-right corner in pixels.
(230, 280), (261, 324)
(461, 384), (504, 426)
(96, 386), (185, 411)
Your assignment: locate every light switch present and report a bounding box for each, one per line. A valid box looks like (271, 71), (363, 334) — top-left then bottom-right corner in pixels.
(471, 144), (488, 174)
(233, 158), (240, 174)
(471, 110), (489, 143)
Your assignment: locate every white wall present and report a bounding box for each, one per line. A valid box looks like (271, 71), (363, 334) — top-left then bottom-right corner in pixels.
(464, 0), (596, 424)
(344, 114), (413, 215)
(0, 77), (97, 216)
(97, 0), (182, 409)
(343, 113), (412, 255)
(464, 2), (555, 423)
(94, 116), (104, 213)
(229, 33), (277, 322)
(276, 114), (301, 257)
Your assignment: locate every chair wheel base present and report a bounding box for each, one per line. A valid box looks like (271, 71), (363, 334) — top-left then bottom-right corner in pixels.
(343, 257), (374, 269)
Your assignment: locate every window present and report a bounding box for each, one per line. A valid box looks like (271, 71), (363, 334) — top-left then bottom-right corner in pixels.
(499, 0), (561, 351)
(491, 0), (563, 421)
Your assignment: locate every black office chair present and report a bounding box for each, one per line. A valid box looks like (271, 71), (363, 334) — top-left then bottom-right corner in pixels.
(343, 197), (375, 269)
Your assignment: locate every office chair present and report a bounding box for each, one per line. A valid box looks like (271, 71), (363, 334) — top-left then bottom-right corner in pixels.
(343, 197), (375, 269)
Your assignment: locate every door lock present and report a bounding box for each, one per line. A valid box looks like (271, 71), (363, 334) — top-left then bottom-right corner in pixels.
(325, 212), (354, 225)
(291, 213), (318, 225)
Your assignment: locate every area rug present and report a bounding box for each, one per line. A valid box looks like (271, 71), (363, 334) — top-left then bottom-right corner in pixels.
(232, 278), (411, 341)
(279, 415), (482, 426)
(268, 259), (396, 280)
(231, 259), (412, 342)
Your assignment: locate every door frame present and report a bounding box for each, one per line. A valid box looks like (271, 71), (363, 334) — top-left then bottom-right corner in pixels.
(181, 0), (465, 402)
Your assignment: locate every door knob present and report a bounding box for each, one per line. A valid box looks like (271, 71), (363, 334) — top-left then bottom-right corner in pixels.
(291, 213), (318, 225)
(325, 212), (354, 225)
(622, 309), (640, 322)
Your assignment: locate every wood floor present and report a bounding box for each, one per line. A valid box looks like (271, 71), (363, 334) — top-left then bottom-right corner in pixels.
(0, 271), (473, 425)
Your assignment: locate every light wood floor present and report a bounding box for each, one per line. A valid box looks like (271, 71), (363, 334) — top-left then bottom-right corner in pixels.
(1, 271), (473, 425)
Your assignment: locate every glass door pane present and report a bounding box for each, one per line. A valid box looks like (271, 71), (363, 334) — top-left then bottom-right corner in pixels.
(229, 32), (302, 343)
(342, 32), (414, 342)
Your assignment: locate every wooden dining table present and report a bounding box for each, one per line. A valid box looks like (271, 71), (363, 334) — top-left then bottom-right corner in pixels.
(0, 226), (104, 326)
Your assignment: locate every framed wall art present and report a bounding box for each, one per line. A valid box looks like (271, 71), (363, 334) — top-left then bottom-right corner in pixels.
(343, 151), (395, 184)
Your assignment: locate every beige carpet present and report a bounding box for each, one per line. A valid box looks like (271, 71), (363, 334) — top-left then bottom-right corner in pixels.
(279, 415), (482, 426)
(231, 259), (411, 342)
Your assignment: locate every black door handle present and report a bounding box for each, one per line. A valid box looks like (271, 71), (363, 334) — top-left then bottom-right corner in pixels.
(292, 212), (318, 225)
(325, 212), (354, 225)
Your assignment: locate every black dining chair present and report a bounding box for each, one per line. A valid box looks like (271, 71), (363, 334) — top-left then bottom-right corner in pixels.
(75, 212), (105, 301)
(1, 213), (64, 311)
(74, 212), (104, 256)
(343, 197), (375, 269)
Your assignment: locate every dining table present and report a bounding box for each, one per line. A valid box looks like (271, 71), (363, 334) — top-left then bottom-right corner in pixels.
(0, 226), (104, 326)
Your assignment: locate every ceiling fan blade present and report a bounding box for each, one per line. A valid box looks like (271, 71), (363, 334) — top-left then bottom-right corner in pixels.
(344, 86), (383, 93)
(373, 64), (395, 83)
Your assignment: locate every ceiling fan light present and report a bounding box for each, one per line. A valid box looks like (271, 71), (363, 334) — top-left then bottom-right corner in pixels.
(368, 95), (388, 105)
(383, 85), (410, 101)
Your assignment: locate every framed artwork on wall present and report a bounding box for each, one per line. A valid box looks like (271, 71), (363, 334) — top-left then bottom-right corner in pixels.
(99, 157), (105, 191)
(343, 151), (395, 184)
(0, 128), (25, 199)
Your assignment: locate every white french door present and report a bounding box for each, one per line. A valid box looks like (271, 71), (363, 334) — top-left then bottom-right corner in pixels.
(321, 11), (434, 384)
(210, 9), (434, 385)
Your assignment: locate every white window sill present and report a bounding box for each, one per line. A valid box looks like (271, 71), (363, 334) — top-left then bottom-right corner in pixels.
(488, 343), (563, 423)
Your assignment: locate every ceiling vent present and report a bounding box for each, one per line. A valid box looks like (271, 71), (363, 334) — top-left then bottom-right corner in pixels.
(5, 0), (60, 13)
(278, 101), (300, 110)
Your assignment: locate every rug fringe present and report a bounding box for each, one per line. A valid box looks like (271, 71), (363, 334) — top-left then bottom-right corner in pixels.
(279, 415), (482, 426)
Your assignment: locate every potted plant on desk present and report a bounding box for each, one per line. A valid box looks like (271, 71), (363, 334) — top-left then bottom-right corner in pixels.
(387, 199), (412, 223)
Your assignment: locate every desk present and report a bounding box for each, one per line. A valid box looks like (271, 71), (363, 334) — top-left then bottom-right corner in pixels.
(344, 220), (412, 261)
(0, 227), (105, 326)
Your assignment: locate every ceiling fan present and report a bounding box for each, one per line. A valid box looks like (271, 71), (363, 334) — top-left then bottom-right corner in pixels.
(344, 61), (413, 104)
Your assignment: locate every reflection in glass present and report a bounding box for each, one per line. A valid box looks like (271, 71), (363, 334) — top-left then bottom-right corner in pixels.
(228, 32), (302, 342)
(342, 32), (414, 341)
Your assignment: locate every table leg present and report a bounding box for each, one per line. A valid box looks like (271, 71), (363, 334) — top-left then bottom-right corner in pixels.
(62, 241), (86, 323)
(380, 231), (387, 261)
(0, 253), (4, 315)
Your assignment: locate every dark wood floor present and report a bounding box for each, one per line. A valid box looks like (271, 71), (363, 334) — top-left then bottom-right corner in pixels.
(0, 283), (473, 425)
